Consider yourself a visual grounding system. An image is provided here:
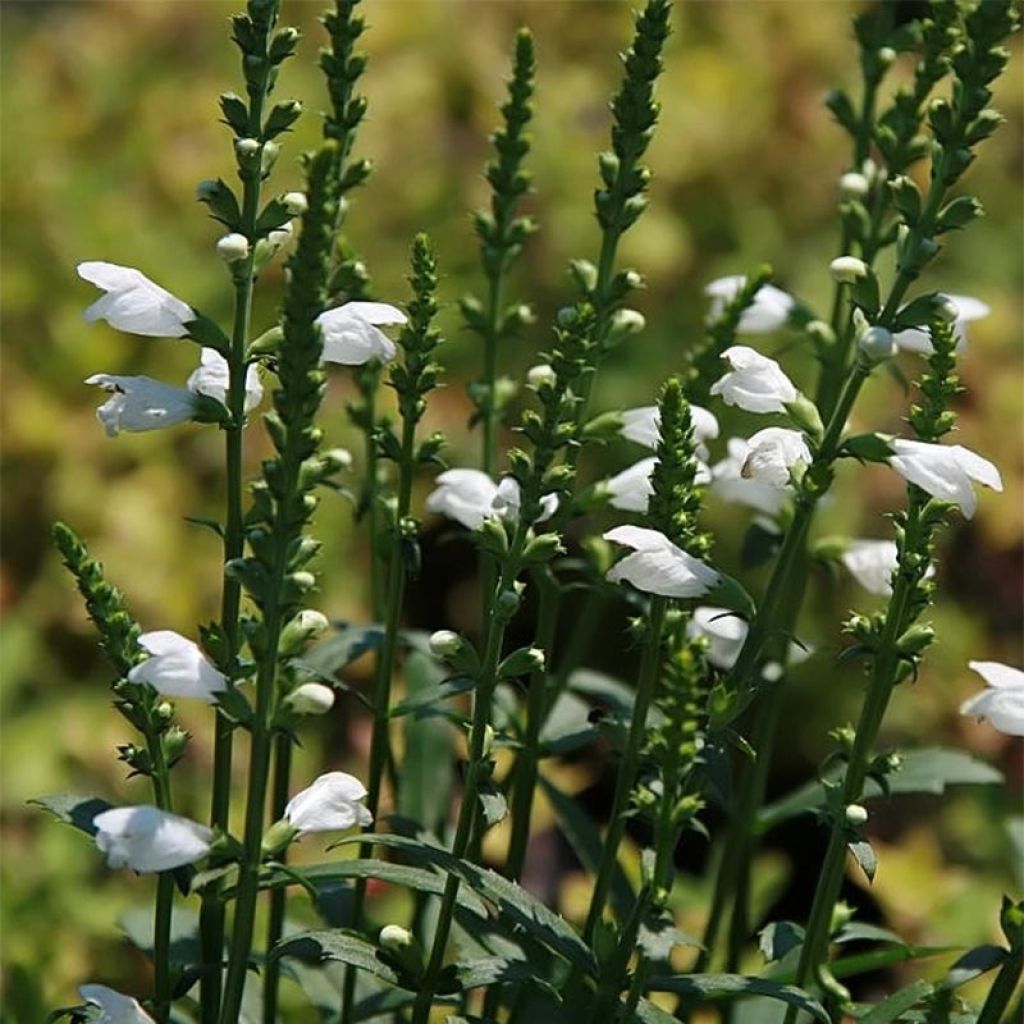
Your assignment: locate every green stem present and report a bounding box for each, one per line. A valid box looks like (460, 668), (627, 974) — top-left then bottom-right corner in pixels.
(481, 269), (504, 477)
(147, 728), (175, 1024)
(262, 732), (293, 1024)
(590, 885), (651, 1022)
(582, 597), (668, 945)
(978, 963), (1023, 1024)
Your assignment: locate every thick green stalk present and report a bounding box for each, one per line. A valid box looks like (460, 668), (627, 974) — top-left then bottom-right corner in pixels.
(262, 732), (293, 1024)
(582, 597), (668, 944)
(481, 266), (505, 477)
(148, 736), (175, 1024)
(977, 954), (1024, 1024)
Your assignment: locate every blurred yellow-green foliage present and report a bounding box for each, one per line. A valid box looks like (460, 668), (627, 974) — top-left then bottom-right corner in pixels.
(1, 0), (1021, 1018)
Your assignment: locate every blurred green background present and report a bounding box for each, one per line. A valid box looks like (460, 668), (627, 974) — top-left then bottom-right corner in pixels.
(1, 0), (1021, 1018)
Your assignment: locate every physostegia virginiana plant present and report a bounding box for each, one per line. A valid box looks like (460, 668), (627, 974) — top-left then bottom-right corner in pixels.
(41, 2), (1021, 1023)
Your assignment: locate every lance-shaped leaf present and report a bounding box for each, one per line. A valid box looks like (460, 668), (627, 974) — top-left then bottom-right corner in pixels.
(645, 974), (830, 1023)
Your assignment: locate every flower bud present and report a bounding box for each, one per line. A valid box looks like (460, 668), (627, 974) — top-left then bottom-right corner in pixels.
(279, 609), (329, 656)
(839, 172), (870, 198)
(830, 256), (869, 283)
(322, 448), (353, 473)
(282, 191), (308, 215)
(261, 818), (299, 857)
(267, 222), (294, 248)
(285, 682), (335, 716)
(877, 46), (896, 67)
(805, 319), (837, 346)
(606, 308), (646, 344)
(857, 325), (896, 362)
(527, 364), (556, 390)
(428, 630), (463, 660)
(234, 137), (260, 159)
(155, 701), (174, 722)
(845, 803), (869, 826)
(935, 295), (960, 323)
(482, 723), (496, 758)
(217, 233), (250, 263)
(261, 140), (280, 173)
(378, 924), (424, 976)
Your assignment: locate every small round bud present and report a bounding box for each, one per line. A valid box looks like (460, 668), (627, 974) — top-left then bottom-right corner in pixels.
(261, 140), (280, 169)
(623, 270), (643, 290)
(379, 924), (415, 953)
(429, 630), (462, 660)
(857, 325), (896, 362)
(761, 661), (784, 683)
(556, 305), (578, 328)
(935, 294), (960, 323)
(217, 233), (251, 263)
(285, 682), (335, 716)
(267, 222), (294, 248)
(234, 137), (260, 159)
(282, 191), (308, 216)
(839, 172), (870, 198)
(279, 609), (329, 657)
(155, 701), (174, 721)
(527, 364), (556, 390)
(877, 46), (896, 67)
(845, 803), (869, 826)
(608, 308), (646, 339)
(805, 319), (837, 346)
(830, 256), (869, 283)
(322, 448), (353, 472)
(526, 648), (546, 671)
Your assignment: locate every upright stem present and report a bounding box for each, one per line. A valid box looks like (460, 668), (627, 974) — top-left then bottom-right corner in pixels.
(582, 596), (668, 945)
(147, 732), (175, 1024)
(262, 732), (293, 1024)
(481, 270), (504, 477)
(976, 953), (1024, 1024)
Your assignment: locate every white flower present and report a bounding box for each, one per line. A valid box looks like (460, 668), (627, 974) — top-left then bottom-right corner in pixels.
(93, 805), (213, 873)
(893, 294), (990, 354)
(78, 262), (193, 338)
(216, 232), (250, 263)
(603, 456), (711, 514)
(888, 439), (1003, 518)
(285, 682), (336, 716)
(426, 469), (500, 530)
(527, 363), (556, 389)
(711, 438), (791, 516)
(620, 403), (719, 456)
(127, 631), (227, 702)
(709, 346), (798, 415)
(79, 984), (156, 1024)
(741, 427), (811, 487)
(316, 301), (407, 365)
(840, 540), (899, 596)
(284, 771), (373, 834)
(705, 276), (795, 334)
(603, 525), (720, 599)
(85, 374), (201, 437)
(960, 661), (1024, 736)
(687, 604), (810, 669)
(426, 470), (556, 529)
(187, 348), (263, 412)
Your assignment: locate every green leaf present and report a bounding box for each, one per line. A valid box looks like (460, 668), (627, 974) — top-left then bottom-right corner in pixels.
(539, 774), (635, 923)
(478, 780), (508, 828)
(302, 624), (383, 675)
(939, 945), (1008, 990)
(119, 905), (201, 965)
(30, 793), (113, 836)
(757, 748), (1003, 834)
(848, 839), (877, 883)
(270, 929), (399, 986)
(397, 651), (456, 832)
(440, 956), (558, 997)
(565, 668), (636, 714)
(760, 922), (806, 963)
(646, 975), (830, 1023)
(835, 923), (906, 947)
(335, 833), (597, 975)
(839, 433), (896, 464)
(184, 515), (225, 538)
(856, 979), (932, 1024)
(389, 673), (474, 718)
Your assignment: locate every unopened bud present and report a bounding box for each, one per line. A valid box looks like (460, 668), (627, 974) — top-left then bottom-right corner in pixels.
(527, 364), (556, 390)
(262, 818), (299, 857)
(378, 924), (424, 976)
(285, 682), (335, 716)
(155, 701), (174, 722)
(261, 140), (280, 172)
(429, 630), (462, 660)
(267, 222), (293, 248)
(845, 803), (869, 826)
(877, 46), (896, 67)
(322, 448), (353, 473)
(857, 325), (896, 362)
(839, 172), (870, 198)
(830, 256), (869, 283)
(216, 233), (250, 263)
(279, 609), (329, 656)
(805, 319), (837, 346)
(935, 295), (960, 323)
(234, 137), (260, 159)
(282, 191), (308, 215)
(606, 308), (646, 342)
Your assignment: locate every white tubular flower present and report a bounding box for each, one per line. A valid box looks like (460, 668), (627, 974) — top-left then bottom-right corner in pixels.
(93, 806), (213, 873)
(961, 661), (1024, 736)
(85, 374), (201, 437)
(741, 427), (811, 488)
(492, 476), (559, 523)
(79, 984), (156, 1024)
(686, 606), (747, 669)
(284, 771), (373, 834)
(705, 275), (795, 334)
(840, 540), (899, 596)
(78, 261), (193, 338)
(187, 348), (263, 413)
(888, 439), (1003, 518)
(604, 525), (720, 598)
(316, 301), (407, 366)
(709, 346), (798, 415)
(426, 469), (499, 530)
(711, 437), (791, 516)
(127, 630), (227, 702)
(893, 294), (990, 355)
(606, 457), (657, 512)
(620, 404), (719, 456)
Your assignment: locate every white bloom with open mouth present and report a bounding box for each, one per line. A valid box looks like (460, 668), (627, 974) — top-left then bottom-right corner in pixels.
(284, 771), (373, 834)
(491, 475), (559, 523)
(78, 984), (156, 1024)
(93, 805), (213, 873)
(840, 540), (899, 596)
(710, 345), (798, 415)
(603, 525), (720, 598)
(85, 374), (201, 437)
(888, 439), (1002, 518)
(705, 275), (795, 334)
(127, 630), (227, 702)
(741, 427), (812, 487)
(78, 261), (193, 338)
(894, 294), (990, 355)
(426, 470), (556, 529)
(620, 403), (719, 456)
(711, 438), (791, 517)
(960, 661), (1024, 736)
(316, 301), (407, 365)
(187, 348), (263, 412)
